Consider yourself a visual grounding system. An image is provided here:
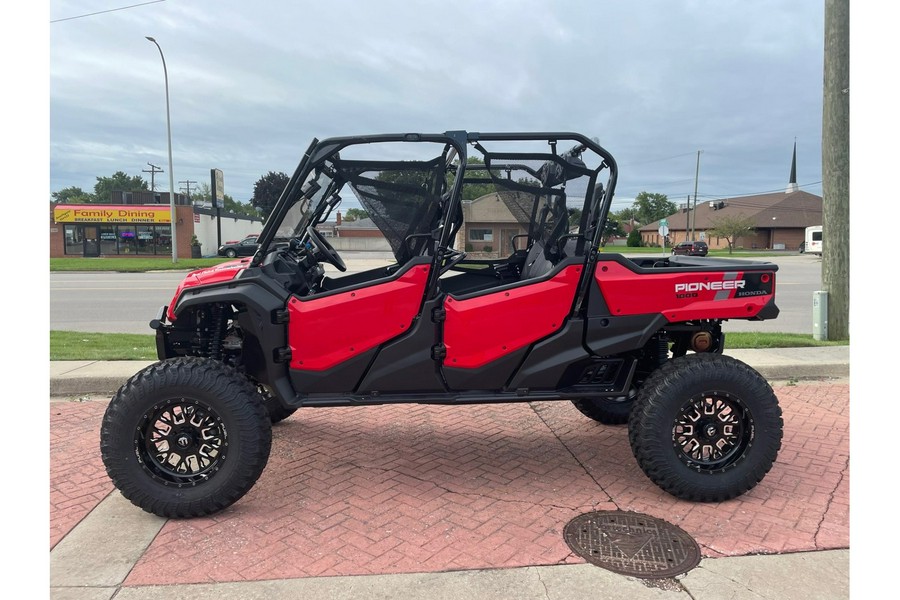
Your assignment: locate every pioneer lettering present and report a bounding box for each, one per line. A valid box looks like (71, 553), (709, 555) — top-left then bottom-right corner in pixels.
(675, 280), (746, 293)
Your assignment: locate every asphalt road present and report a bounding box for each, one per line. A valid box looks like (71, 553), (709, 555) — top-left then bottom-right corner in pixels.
(721, 253), (822, 334)
(49, 252), (822, 336)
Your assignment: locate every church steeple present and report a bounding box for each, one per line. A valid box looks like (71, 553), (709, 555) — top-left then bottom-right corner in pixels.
(786, 140), (798, 193)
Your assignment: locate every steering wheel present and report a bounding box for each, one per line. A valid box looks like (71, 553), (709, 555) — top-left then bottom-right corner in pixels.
(306, 225), (346, 272)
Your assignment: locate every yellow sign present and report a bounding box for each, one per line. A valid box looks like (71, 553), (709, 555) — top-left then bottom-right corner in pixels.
(53, 204), (172, 224)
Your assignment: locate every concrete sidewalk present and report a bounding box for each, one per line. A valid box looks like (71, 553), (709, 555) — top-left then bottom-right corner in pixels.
(49, 347), (851, 599)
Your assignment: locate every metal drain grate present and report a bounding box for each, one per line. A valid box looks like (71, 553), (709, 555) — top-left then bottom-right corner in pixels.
(563, 511), (701, 579)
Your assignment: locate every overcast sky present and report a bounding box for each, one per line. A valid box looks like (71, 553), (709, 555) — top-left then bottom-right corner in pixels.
(44, 0), (831, 212)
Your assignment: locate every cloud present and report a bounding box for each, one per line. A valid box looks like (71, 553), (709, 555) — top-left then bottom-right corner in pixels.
(49, 0), (826, 208)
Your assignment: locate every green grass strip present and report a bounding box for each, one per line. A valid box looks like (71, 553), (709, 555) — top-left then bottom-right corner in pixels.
(49, 330), (846, 361)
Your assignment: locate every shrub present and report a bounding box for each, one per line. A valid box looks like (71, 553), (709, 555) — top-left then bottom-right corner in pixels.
(626, 229), (643, 247)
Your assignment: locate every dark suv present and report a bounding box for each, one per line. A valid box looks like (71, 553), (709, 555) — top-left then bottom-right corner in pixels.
(672, 240), (708, 256)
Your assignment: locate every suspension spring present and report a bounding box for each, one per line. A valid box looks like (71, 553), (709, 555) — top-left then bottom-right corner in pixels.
(207, 304), (228, 361)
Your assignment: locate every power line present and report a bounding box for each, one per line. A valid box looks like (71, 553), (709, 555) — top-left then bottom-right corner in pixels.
(50, 0), (166, 23)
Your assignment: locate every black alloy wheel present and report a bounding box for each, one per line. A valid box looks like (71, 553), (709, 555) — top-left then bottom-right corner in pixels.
(136, 398), (228, 487)
(672, 392), (752, 473)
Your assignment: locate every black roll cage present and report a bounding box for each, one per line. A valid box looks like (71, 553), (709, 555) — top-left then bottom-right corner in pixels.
(252, 131), (618, 317)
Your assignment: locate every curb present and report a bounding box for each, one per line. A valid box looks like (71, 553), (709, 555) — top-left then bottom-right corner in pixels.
(726, 346), (850, 382)
(50, 360), (154, 396)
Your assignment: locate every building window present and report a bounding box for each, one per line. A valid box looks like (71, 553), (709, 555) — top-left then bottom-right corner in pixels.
(469, 228), (493, 242)
(136, 225), (155, 254)
(100, 226), (117, 254)
(119, 226), (137, 254)
(64, 225), (83, 255)
(155, 225), (172, 255)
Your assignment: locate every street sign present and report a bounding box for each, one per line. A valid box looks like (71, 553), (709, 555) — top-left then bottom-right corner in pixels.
(658, 221), (670, 256)
(212, 169), (224, 209)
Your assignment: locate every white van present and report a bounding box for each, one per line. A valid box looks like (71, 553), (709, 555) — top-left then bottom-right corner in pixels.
(803, 225), (822, 255)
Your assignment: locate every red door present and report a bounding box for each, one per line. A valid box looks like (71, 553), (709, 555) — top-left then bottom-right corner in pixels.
(442, 265), (582, 371)
(286, 263), (431, 371)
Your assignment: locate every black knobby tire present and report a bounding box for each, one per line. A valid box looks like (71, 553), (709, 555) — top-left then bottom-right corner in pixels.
(100, 357), (272, 518)
(571, 394), (634, 425)
(628, 353), (782, 502)
(259, 386), (297, 424)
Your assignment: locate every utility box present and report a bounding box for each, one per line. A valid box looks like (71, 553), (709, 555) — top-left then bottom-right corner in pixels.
(813, 291), (828, 341)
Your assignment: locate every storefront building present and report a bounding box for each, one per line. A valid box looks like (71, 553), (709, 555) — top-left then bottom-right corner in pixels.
(50, 203), (197, 258)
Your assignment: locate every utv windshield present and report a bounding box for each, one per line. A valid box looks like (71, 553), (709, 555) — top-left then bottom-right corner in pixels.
(269, 168), (336, 242)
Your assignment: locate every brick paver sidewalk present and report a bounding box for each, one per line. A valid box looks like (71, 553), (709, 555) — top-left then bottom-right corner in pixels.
(50, 381), (849, 585)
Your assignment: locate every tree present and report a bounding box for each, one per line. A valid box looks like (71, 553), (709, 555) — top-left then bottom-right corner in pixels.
(568, 207), (582, 229)
(822, 0), (849, 340)
(457, 156), (501, 200)
(52, 186), (93, 204)
(707, 215), (756, 255)
(633, 192), (677, 226)
(626, 227), (644, 247)
(188, 181), (214, 203)
(225, 197), (263, 218)
(600, 219), (625, 248)
(191, 181), (262, 218)
(343, 208), (368, 222)
(251, 171), (290, 217)
(612, 206), (639, 225)
(93, 172), (149, 203)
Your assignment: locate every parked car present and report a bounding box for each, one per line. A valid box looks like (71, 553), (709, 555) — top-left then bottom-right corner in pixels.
(672, 240), (708, 256)
(224, 233), (259, 245)
(217, 236), (259, 258)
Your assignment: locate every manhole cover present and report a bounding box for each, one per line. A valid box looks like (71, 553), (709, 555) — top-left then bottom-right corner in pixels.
(563, 511), (701, 579)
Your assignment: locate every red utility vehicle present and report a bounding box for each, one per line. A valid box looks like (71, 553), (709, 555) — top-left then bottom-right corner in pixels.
(101, 132), (783, 518)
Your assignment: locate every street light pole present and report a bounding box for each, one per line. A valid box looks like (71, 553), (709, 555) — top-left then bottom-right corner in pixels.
(146, 36), (178, 263)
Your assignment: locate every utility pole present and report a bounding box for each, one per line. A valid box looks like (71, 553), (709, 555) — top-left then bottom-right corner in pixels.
(686, 196), (691, 243)
(691, 150), (702, 240)
(143, 163), (163, 191)
(822, 0), (849, 340)
(179, 180), (197, 200)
